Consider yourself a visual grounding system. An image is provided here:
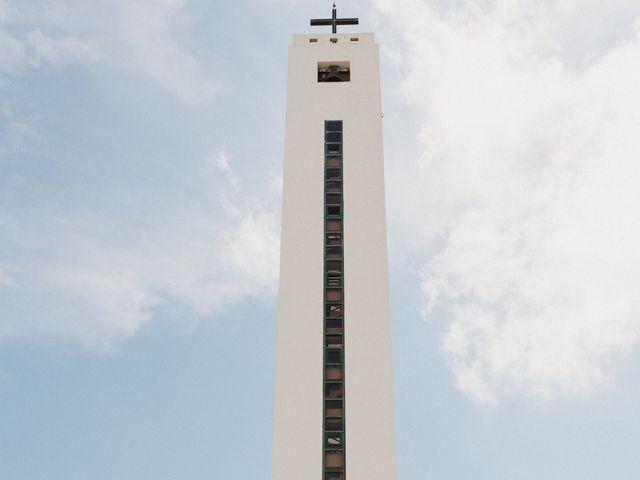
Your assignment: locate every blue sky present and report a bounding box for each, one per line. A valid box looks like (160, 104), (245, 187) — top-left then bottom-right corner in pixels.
(2, 0), (640, 478)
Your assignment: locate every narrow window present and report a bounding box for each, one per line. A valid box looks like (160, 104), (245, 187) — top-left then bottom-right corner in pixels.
(324, 119), (345, 479)
(310, 38), (318, 43)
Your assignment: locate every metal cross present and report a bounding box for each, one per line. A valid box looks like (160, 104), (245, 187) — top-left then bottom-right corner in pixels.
(310, 2), (359, 34)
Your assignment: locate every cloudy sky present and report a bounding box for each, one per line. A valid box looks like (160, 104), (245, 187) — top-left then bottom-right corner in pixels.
(2, 0), (640, 478)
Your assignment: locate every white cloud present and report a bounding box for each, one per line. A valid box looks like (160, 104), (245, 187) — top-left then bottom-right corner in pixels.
(26, 28), (99, 65)
(0, 2), (269, 350)
(375, 0), (640, 405)
(0, 154), (280, 350)
(0, 101), (43, 160)
(0, 0), (216, 105)
(0, 268), (16, 287)
(215, 151), (241, 190)
(101, 0), (217, 105)
(0, 29), (25, 78)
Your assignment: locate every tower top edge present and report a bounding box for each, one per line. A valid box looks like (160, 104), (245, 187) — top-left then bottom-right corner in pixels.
(292, 32), (375, 45)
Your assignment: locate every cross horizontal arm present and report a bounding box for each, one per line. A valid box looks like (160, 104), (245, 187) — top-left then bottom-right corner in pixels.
(309, 18), (358, 26)
(310, 19), (334, 26)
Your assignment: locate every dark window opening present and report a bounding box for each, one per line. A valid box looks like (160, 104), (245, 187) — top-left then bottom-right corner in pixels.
(326, 287), (343, 301)
(326, 193), (341, 205)
(326, 246), (342, 260)
(326, 260), (342, 273)
(326, 132), (342, 143)
(325, 452), (344, 469)
(326, 205), (341, 217)
(325, 334), (343, 348)
(325, 432), (344, 449)
(326, 219), (342, 232)
(325, 121), (343, 132)
(326, 181), (342, 193)
(325, 348), (343, 364)
(326, 233), (342, 245)
(325, 365), (343, 381)
(326, 156), (342, 168)
(325, 399), (344, 417)
(326, 273), (342, 287)
(325, 168), (341, 180)
(325, 472), (344, 480)
(325, 417), (344, 431)
(326, 304), (343, 317)
(325, 383), (344, 399)
(325, 318), (343, 333)
(326, 143), (342, 154)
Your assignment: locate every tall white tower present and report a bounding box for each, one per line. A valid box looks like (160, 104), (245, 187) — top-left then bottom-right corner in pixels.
(273, 7), (396, 480)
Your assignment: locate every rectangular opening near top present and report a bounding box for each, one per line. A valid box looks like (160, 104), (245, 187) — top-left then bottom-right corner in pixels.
(318, 61), (350, 82)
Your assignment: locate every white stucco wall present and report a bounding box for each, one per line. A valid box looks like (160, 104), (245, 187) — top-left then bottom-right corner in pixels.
(273, 32), (396, 480)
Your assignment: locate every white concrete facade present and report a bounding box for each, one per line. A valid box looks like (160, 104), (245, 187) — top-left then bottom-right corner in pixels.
(273, 33), (396, 480)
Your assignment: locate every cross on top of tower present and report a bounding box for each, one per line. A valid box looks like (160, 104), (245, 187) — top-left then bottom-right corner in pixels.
(310, 2), (359, 34)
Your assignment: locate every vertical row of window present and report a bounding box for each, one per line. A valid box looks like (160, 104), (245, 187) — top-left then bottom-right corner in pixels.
(324, 120), (345, 480)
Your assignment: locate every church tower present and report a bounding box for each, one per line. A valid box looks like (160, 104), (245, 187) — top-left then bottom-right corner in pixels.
(272, 6), (397, 480)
